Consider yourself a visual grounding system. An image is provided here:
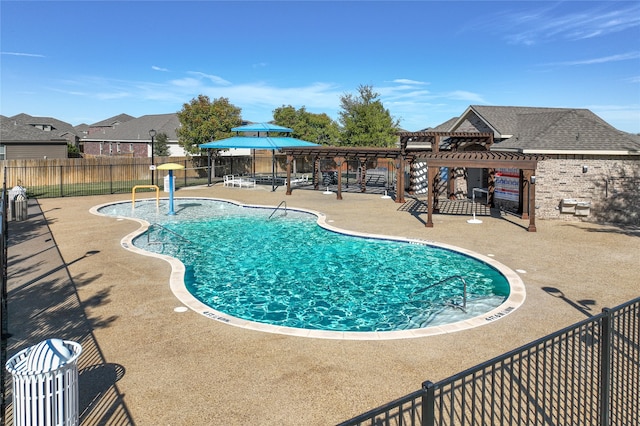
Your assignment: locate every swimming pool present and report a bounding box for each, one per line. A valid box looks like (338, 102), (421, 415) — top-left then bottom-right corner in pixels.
(93, 197), (525, 340)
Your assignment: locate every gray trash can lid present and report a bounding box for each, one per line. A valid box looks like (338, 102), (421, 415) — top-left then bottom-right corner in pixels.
(11, 339), (75, 374)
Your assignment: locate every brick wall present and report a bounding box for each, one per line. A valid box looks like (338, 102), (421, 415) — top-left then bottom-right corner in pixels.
(535, 156), (639, 226)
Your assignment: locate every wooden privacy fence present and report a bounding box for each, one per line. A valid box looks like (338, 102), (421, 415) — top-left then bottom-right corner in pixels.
(1, 157), (211, 198)
(1, 157), (208, 188)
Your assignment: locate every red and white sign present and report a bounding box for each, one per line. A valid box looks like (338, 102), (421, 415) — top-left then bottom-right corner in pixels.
(495, 168), (520, 202)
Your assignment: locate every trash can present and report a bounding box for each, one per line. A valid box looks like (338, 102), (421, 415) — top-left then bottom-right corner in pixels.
(163, 175), (176, 193)
(5, 339), (82, 426)
(8, 186), (27, 221)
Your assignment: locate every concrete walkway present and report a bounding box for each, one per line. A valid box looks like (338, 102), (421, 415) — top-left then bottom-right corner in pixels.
(3, 184), (639, 425)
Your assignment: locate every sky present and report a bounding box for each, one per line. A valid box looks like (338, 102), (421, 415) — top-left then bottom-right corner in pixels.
(1, 1), (639, 133)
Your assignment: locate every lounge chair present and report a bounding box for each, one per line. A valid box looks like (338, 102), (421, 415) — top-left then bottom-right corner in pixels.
(291, 174), (310, 186)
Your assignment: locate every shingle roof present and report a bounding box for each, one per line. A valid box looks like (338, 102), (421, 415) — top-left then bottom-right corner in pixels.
(420, 117), (458, 132)
(8, 113), (78, 140)
(83, 113), (180, 141)
(453, 106), (639, 154)
(0, 116), (69, 142)
(89, 113), (135, 127)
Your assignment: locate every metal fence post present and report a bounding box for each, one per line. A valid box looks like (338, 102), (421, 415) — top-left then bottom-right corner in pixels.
(599, 308), (612, 426)
(59, 165), (64, 197)
(422, 381), (435, 426)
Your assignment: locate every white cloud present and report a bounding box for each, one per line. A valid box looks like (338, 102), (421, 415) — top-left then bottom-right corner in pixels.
(551, 52), (640, 66)
(442, 90), (486, 103)
(187, 71), (231, 86)
(152, 65), (169, 72)
(392, 79), (429, 86)
(1, 51), (45, 57)
(498, 3), (640, 46)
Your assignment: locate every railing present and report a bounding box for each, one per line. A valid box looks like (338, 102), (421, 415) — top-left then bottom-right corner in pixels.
(2, 160), (211, 198)
(1, 170), (8, 426)
(411, 275), (467, 312)
(268, 201), (287, 219)
(338, 296), (640, 426)
(146, 223), (194, 245)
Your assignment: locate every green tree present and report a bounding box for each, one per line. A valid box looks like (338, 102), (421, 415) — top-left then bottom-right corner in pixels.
(338, 85), (400, 147)
(67, 143), (81, 158)
(154, 132), (171, 157)
(176, 95), (242, 154)
(272, 105), (340, 145)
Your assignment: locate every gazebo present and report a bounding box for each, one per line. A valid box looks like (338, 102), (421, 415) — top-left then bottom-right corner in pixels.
(200, 123), (319, 191)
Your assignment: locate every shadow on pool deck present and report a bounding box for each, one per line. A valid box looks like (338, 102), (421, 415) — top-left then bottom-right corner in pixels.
(2, 199), (135, 425)
(3, 188), (639, 425)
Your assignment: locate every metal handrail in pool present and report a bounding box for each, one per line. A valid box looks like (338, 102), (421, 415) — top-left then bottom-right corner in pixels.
(411, 275), (467, 312)
(268, 200), (287, 219)
(147, 223), (194, 245)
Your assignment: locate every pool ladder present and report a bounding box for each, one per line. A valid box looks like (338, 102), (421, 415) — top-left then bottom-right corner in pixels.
(146, 223), (194, 246)
(411, 275), (467, 312)
(268, 201), (287, 219)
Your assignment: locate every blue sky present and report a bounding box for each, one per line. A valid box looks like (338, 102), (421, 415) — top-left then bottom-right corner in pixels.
(1, 1), (639, 133)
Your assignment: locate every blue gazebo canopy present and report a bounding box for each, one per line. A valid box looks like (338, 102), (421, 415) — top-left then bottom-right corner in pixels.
(199, 136), (318, 150)
(199, 122), (320, 191)
(199, 122), (319, 150)
(231, 123), (293, 133)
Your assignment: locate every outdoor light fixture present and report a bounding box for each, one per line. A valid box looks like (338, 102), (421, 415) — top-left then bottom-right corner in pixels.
(149, 129), (157, 185)
(530, 175), (536, 184)
(582, 165), (588, 173)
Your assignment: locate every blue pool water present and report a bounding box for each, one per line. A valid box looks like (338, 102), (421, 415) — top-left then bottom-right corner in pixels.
(98, 198), (511, 332)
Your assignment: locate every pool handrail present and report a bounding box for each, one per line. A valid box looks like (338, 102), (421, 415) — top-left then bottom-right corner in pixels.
(132, 185), (159, 209)
(411, 275), (467, 312)
(268, 200), (287, 219)
(147, 223), (194, 245)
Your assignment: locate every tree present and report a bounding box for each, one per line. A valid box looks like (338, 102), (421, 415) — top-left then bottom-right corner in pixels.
(176, 95), (242, 154)
(338, 85), (400, 147)
(154, 132), (171, 157)
(67, 143), (81, 158)
(272, 105), (340, 145)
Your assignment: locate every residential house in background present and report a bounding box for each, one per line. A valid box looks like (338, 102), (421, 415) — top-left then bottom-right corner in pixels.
(81, 113), (184, 157)
(0, 114), (75, 159)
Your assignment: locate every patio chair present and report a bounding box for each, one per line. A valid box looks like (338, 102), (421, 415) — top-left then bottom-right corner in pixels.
(291, 174), (310, 186)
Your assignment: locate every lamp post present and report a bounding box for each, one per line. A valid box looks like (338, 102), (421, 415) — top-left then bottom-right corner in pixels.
(149, 129), (157, 185)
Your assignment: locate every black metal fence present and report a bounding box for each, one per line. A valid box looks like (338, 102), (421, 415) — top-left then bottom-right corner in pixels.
(1, 175), (8, 426)
(339, 297), (639, 426)
(3, 160), (214, 199)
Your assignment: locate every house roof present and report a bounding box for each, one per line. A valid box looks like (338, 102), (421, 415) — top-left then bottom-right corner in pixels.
(89, 113), (135, 128)
(83, 113), (180, 141)
(450, 105), (640, 154)
(7, 113), (78, 140)
(0, 115), (70, 143)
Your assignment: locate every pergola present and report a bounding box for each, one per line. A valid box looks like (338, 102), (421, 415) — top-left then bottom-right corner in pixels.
(282, 132), (542, 232)
(409, 151), (540, 232)
(282, 146), (403, 200)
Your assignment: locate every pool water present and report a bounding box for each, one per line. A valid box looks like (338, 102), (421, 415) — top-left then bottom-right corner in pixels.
(98, 198), (511, 332)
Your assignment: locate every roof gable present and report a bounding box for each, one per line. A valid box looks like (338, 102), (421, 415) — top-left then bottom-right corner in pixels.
(90, 113), (136, 128)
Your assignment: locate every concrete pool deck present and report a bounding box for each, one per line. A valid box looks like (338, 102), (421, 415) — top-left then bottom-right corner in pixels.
(4, 184), (639, 425)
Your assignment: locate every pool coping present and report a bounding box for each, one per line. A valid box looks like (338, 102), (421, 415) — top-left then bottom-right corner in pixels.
(90, 196), (526, 341)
